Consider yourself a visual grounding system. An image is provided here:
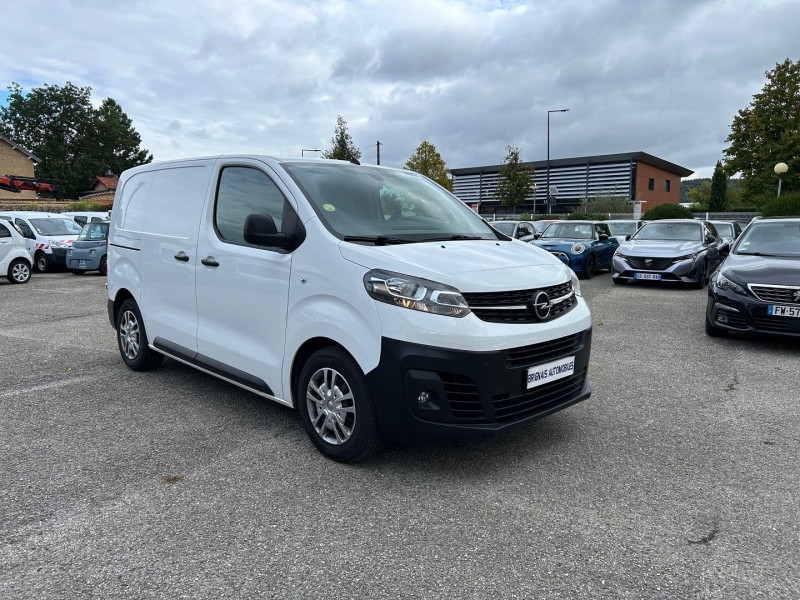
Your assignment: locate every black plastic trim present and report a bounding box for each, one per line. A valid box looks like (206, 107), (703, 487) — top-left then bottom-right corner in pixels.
(152, 337), (275, 395)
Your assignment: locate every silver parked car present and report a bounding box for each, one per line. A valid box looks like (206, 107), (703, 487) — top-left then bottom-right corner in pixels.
(612, 219), (724, 288)
(708, 220), (743, 248)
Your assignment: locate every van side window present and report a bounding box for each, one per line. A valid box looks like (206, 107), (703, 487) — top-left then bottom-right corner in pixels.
(0, 223), (9, 237)
(216, 167), (286, 244)
(15, 219), (32, 237)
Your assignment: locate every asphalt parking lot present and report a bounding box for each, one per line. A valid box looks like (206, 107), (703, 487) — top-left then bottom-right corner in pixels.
(1, 270), (798, 599)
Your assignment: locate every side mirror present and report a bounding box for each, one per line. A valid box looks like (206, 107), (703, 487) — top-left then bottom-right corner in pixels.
(598, 233), (609, 241)
(243, 213), (292, 248)
(533, 233), (541, 239)
(625, 234), (632, 241)
(705, 234), (716, 244)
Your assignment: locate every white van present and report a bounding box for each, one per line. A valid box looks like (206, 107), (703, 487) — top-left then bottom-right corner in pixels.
(107, 156), (592, 461)
(62, 211), (110, 226)
(0, 211), (83, 272)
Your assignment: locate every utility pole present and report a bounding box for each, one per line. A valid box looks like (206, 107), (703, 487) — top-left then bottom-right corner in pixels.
(376, 141), (382, 165)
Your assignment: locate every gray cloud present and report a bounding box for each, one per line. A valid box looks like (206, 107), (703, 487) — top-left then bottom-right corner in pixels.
(1, 0), (798, 179)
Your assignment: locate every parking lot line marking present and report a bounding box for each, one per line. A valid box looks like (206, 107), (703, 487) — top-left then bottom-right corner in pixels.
(0, 376), (99, 399)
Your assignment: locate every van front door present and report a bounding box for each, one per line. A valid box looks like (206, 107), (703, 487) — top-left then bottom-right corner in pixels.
(195, 162), (294, 399)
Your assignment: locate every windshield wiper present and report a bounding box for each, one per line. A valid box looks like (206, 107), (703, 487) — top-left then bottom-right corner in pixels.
(420, 234), (484, 242)
(737, 251), (788, 257)
(342, 235), (414, 246)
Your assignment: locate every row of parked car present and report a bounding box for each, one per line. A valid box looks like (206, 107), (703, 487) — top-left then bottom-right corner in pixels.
(0, 211), (110, 284)
(492, 216), (799, 338)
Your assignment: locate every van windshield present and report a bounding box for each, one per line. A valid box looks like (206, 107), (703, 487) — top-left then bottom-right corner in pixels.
(30, 218), (82, 236)
(282, 163), (499, 242)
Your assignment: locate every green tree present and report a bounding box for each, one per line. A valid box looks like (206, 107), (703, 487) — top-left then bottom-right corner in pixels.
(0, 82), (152, 197)
(495, 146), (534, 209)
(405, 140), (452, 190)
(322, 115), (361, 162)
(642, 203), (695, 220)
(708, 160), (729, 211)
(687, 180), (712, 208)
(723, 58), (800, 203)
(760, 190), (800, 216)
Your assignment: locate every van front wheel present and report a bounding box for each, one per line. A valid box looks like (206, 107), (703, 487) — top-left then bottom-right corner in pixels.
(298, 347), (381, 463)
(116, 299), (164, 371)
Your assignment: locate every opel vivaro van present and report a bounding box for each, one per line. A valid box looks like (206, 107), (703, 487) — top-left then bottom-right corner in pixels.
(107, 156), (593, 461)
(0, 211), (82, 272)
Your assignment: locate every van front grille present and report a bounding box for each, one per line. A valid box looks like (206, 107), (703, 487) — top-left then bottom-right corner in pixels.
(463, 281), (576, 323)
(438, 372), (484, 420)
(506, 332), (584, 368)
(493, 368), (587, 422)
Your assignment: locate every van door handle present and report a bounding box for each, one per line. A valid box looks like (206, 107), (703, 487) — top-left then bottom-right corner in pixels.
(174, 252), (190, 262)
(201, 256), (219, 267)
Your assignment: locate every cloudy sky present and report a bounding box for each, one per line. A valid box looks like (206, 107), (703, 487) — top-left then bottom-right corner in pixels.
(2, 0), (798, 179)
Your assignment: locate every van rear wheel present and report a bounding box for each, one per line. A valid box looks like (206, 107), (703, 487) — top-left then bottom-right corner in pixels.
(298, 347), (381, 463)
(116, 299), (164, 371)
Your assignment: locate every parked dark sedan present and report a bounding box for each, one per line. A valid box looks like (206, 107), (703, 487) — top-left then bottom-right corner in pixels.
(612, 219), (724, 287)
(706, 217), (800, 337)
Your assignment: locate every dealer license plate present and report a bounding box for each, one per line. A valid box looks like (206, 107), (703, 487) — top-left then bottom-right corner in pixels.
(526, 355), (576, 389)
(78, 260), (87, 268)
(768, 305), (800, 318)
(634, 273), (661, 280)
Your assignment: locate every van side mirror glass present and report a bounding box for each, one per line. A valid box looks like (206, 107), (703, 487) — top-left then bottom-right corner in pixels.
(243, 213), (292, 248)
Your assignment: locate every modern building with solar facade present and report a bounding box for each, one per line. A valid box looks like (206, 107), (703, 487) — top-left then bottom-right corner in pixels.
(450, 151), (693, 216)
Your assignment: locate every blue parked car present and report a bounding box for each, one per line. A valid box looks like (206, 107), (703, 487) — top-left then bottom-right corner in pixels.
(67, 221), (109, 275)
(530, 220), (619, 278)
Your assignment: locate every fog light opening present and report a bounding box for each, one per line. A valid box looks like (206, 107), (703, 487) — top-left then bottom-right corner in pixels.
(418, 391), (430, 405)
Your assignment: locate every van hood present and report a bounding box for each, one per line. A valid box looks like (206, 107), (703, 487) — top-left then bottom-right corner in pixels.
(339, 239), (572, 291)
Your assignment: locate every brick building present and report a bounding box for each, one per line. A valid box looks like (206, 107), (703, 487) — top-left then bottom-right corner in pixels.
(0, 135), (40, 201)
(450, 151), (693, 216)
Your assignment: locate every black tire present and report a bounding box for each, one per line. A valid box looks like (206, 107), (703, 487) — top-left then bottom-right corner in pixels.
(297, 347), (381, 463)
(7, 259), (31, 284)
(116, 298), (164, 371)
(581, 254), (596, 279)
(99, 255), (108, 276)
(35, 251), (49, 273)
(691, 261), (707, 289)
(705, 314), (729, 338)
(70, 269), (85, 275)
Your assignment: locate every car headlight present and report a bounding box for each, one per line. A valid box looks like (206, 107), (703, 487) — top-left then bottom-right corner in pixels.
(364, 269), (471, 317)
(711, 271), (746, 295)
(51, 240), (69, 248)
(571, 243), (586, 254)
(90, 249), (96, 256)
(672, 253), (698, 262)
(570, 270), (582, 297)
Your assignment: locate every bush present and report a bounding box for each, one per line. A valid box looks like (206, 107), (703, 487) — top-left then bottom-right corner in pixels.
(760, 191), (800, 217)
(642, 203), (695, 220)
(68, 200), (108, 212)
(565, 212), (607, 220)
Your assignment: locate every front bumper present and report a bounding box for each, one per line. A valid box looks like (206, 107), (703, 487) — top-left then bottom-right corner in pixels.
(365, 329), (592, 443)
(612, 254), (701, 284)
(67, 249), (104, 270)
(706, 290), (800, 337)
(48, 247), (69, 265)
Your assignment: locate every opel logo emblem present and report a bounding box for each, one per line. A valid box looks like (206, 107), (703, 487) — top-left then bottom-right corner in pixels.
(645, 258), (653, 266)
(531, 291), (551, 320)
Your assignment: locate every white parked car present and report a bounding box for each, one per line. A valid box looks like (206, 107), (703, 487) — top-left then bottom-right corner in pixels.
(0, 211), (82, 272)
(62, 211), (110, 227)
(0, 219), (33, 284)
(108, 156), (593, 462)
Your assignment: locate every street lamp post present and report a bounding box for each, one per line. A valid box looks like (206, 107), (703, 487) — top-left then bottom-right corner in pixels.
(775, 162), (789, 197)
(547, 109), (569, 214)
(302, 149), (321, 157)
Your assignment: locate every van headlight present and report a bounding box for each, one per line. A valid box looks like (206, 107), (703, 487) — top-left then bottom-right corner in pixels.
(364, 270), (471, 317)
(570, 270), (582, 297)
